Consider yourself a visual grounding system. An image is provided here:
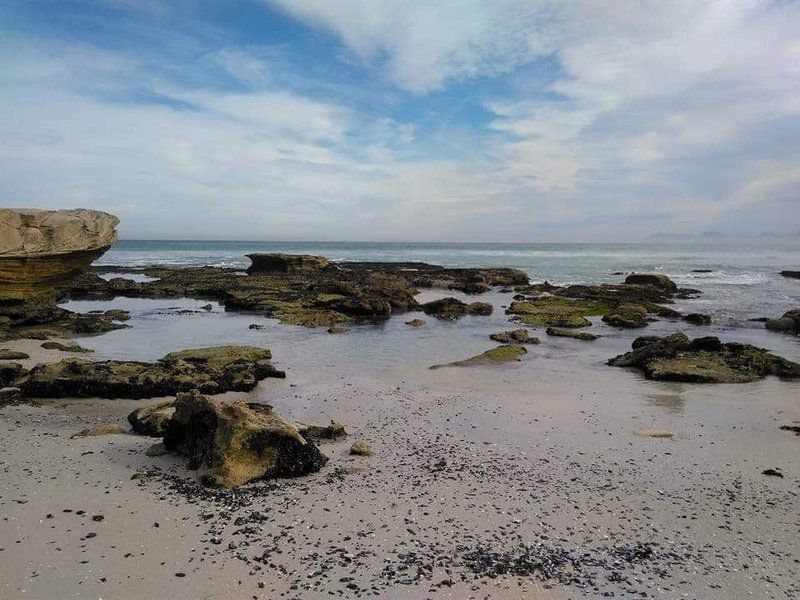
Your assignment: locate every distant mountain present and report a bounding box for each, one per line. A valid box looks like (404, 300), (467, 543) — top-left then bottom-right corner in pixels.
(647, 230), (799, 241)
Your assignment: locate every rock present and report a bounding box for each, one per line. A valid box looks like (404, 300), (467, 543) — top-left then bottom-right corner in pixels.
(349, 441), (373, 456)
(602, 304), (648, 328)
(682, 313), (712, 326)
(779, 425), (800, 436)
(421, 298), (469, 320)
(691, 269), (713, 273)
(295, 420), (347, 441)
(162, 391), (328, 488)
(489, 329), (539, 344)
(23, 345), (285, 399)
(450, 281), (490, 294)
(405, 318), (426, 327)
(0, 209), (118, 299)
(327, 326), (349, 334)
(145, 442), (169, 457)
(779, 270), (800, 279)
(765, 309), (800, 334)
(467, 301), (493, 316)
(0, 386), (22, 406)
(249, 324), (264, 330)
(71, 423), (127, 438)
(0, 349), (29, 360)
(0, 361), (25, 387)
(128, 401), (176, 437)
(762, 468), (783, 478)
(545, 327), (599, 341)
(633, 429), (674, 438)
(40, 341), (93, 353)
(623, 273), (678, 292)
(508, 297), (609, 328)
(608, 333), (800, 383)
(246, 253), (330, 275)
(430, 344), (527, 369)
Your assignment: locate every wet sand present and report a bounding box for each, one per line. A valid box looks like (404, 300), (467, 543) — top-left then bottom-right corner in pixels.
(1, 293), (799, 599)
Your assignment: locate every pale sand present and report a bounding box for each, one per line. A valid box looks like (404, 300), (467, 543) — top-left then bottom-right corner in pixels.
(1, 351), (799, 599)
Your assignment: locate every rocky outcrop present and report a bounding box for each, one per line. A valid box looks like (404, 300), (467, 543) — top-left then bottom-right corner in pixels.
(21, 346), (284, 399)
(421, 298), (493, 319)
(0, 209), (118, 300)
(430, 344), (527, 369)
(602, 304), (648, 328)
(765, 309), (800, 335)
(162, 391), (328, 488)
(128, 401), (176, 436)
(489, 329), (539, 344)
(623, 273), (678, 292)
(682, 313), (712, 326)
(608, 333), (800, 383)
(246, 253), (330, 275)
(546, 327), (599, 341)
(507, 297), (609, 328)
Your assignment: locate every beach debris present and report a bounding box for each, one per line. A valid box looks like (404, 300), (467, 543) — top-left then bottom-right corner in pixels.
(22, 345), (285, 399)
(489, 328), (539, 344)
(430, 344), (527, 369)
(779, 425), (800, 436)
(761, 468), (784, 478)
(546, 327), (599, 340)
(162, 390), (328, 488)
(349, 440), (373, 456)
(608, 333), (800, 383)
(71, 423), (127, 438)
(128, 401), (176, 437)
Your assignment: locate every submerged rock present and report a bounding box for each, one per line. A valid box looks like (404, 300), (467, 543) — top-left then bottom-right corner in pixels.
(162, 391), (328, 488)
(405, 318), (426, 327)
(430, 344), (527, 369)
(608, 333), (800, 383)
(602, 304), (648, 328)
(546, 327), (599, 341)
(765, 309), (800, 335)
(623, 273), (678, 292)
(128, 401), (176, 437)
(489, 329), (539, 344)
(421, 298), (469, 319)
(682, 313), (712, 326)
(22, 345), (284, 399)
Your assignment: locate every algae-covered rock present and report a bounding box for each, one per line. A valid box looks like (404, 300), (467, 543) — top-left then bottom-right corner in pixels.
(608, 334), (800, 383)
(682, 313), (712, 326)
(624, 273), (678, 292)
(0, 349), (29, 360)
(765, 309), (800, 335)
(405, 318), (426, 327)
(489, 329), (539, 344)
(508, 297), (610, 328)
(295, 420), (347, 441)
(467, 301), (493, 316)
(602, 304), (648, 328)
(546, 327), (600, 341)
(41, 341), (93, 353)
(128, 401), (176, 437)
(422, 297), (469, 320)
(23, 345), (284, 399)
(430, 344), (527, 369)
(246, 253), (330, 275)
(162, 391), (328, 488)
(0, 361), (26, 387)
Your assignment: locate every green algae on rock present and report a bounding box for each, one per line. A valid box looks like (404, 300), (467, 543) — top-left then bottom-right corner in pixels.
(21, 345), (284, 399)
(602, 304), (648, 328)
(430, 344), (527, 369)
(0, 349), (30, 360)
(489, 328), (539, 344)
(765, 309), (800, 335)
(40, 341), (93, 353)
(608, 333), (800, 383)
(507, 297), (611, 328)
(546, 327), (600, 341)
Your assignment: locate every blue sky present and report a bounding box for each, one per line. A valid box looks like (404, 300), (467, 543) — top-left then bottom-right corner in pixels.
(1, 0), (799, 241)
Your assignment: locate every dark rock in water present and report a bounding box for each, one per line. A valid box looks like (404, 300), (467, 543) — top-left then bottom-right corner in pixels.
(779, 270), (800, 279)
(295, 420), (347, 441)
(162, 390), (327, 488)
(546, 327), (599, 341)
(0, 349), (29, 360)
(608, 333), (800, 383)
(326, 326), (349, 334)
(0, 361), (26, 387)
(691, 269), (713, 273)
(128, 401), (176, 437)
(430, 344), (527, 369)
(405, 318), (426, 327)
(749, 317), (770, 322)
(422, 297), (469, 320)
(0, 386), (22, 406)
(602, 304), (648, 328)
(23, 345), (284, 399)
(246, 253), (329, 275)
(450, 281), (490, 294)
(682, 313), (712, 326)
(765, 309), (800, 335)
(489, 328), (539, 344)
(41, 341), (93, 353)
(467, 301), (493, 316)
(762, 468), (783, 478)
(248, 323), (264, 330)
(624, 273), (678, 292)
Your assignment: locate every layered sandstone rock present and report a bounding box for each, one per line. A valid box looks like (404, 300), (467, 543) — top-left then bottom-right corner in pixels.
(0, 208), (118, 299)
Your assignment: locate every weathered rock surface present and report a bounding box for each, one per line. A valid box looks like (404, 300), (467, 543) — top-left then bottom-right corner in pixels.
(0, 362), (26, 387)
(0, 386), (22, 406)
(405, 318), (426, 327)
(765, 309), (800, 335)
(0, 209), (118, 299)
(608, 333), (800, 383)
(602, 304), (648, 328)
(22, 346), (284, 399)
(623, 273), (678, 292)
(41, 341), (93, 353)
(295, 420), (347, 441)
(162, 391), (328, 488)
(508, 297), (609, 328)
(546, 327), (600, 341)
(421, 298), (493, 319)
(682, 313), (712, 326)
(246, 253), (329, 275)
(430, 344), (527, 369)
(489, 329), (539, 344)
(128, 401), (176, 437)
(0, 349), (29, 360)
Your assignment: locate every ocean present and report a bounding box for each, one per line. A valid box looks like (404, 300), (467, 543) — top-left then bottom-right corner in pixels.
(99, 239), (800, 326)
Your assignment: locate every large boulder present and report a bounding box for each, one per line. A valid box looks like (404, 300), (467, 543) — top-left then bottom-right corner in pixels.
(0, 209), (118, 299)
(128, 401), (175, 436)
(22, 345), (284, 399)
(765, 309), (800, 335)
(246, 253), (329, 275)
(162, 391), (328, 488)
(608, 333), (800, 383)
(623, 273), (678, 292)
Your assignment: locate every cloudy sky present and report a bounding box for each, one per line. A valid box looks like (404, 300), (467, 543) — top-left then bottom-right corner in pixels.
(1, 1), (799, 241)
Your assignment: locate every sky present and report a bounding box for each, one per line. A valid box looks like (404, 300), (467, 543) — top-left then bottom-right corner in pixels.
(1, 0), (799, 242)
